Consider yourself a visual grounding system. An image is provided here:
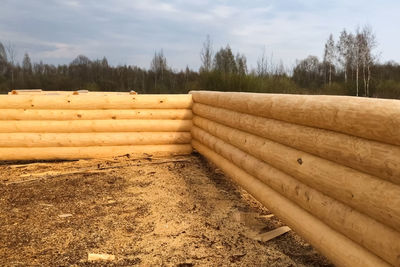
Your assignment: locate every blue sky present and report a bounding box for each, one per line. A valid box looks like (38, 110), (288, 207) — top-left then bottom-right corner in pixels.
(0, 0), (399, 70)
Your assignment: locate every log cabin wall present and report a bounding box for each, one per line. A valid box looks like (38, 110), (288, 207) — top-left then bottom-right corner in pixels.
(0, 93), (193, 160)
(190, 91), (400, 267)
(1, 90), (399, 266)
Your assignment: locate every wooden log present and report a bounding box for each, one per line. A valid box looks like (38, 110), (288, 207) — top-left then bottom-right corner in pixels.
(192, 140), (390, 267)
(190, 91), (400, 146)
(0, 94), (193, 109)
(0, 132), (191, 147)
(193, 116), (400, 232)
(0, 144), (192, 160)
(193, 103), (400, 185)
(0, 119), (192, 133)
(192, 126), (400, 266)
(0, 109), (193, 120)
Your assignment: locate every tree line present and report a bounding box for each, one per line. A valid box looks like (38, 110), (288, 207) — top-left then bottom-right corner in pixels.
(0, 26), (399, 98)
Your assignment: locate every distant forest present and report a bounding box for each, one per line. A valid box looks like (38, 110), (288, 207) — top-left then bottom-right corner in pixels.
(1, 25), (400, 98)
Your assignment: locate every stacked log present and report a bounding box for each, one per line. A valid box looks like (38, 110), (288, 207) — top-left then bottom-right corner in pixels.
(0, 93), (193, 160)
(191, 91), (400, 267)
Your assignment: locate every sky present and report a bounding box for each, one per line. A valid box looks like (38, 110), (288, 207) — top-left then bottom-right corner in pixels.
(0, 0), (399, 71)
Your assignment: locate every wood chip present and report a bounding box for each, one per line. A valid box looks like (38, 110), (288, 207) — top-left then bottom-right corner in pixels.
(58, 213), (72, 218)
(259, 214), (275, 219)
(88, 253), (115, 261)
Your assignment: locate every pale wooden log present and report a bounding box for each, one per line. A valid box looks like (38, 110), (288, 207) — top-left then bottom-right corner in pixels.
(0, 132), (191, 147)
(10, 90), (128, 95)
(192, 126), (400, 266)
(192, 140), (390, 267)
(0, 109), (193, 120)
(0, 144), (192, 160)
(190, 91), (400, 146)
(0, 119), (192, 133)
(193, 116), (400, 232)
(0, 94), (193, 109)
(193, 103), (400, 185)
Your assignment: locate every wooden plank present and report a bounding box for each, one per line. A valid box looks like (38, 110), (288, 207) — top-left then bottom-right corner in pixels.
(256, 226), (291, 242)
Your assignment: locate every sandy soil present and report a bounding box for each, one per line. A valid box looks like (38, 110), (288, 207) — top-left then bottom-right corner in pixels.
(0, 153), (332, 266)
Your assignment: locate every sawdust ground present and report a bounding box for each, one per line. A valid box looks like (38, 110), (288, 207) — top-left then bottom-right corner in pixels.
(0, 153), (332, 266)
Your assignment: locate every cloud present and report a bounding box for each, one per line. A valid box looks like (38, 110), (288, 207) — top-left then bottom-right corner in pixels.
(0, 0), (399, 69)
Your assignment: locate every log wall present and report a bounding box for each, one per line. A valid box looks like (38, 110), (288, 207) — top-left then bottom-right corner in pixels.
(2, 90), (399, 266)
(0, 94), (193, 160)
(190, 91), (400, 267)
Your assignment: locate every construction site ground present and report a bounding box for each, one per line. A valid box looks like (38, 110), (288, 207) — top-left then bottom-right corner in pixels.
(0, 153), (332, 266)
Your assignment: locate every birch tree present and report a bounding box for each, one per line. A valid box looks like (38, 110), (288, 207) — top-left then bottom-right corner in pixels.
(359, 25), (377, 96)
(200, 35), (213, 72)
(323, 34), (335, 86)
(337, 30), (353, 84)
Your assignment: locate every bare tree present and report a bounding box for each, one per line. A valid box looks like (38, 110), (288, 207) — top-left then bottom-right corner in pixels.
(350, 30), (363, 96)
(323, 34), (335, 86)
(200, 35), (213, 72)
(5, 42), (17, 87)
(0, 42), (7, 75)
(337, 29), (353, 84)
(150, 49), (168, 88)
(358, 25), (377, 96)
(256, 47), (268, 77)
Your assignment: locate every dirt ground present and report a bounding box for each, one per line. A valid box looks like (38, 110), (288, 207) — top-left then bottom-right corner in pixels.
(0, 153), (332, 266)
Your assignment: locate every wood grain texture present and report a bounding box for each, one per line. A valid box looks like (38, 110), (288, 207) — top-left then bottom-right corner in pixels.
(0, 132), (191, 147)
(0, 109), (193, 120)
(192, 140), (390, 267)
(0, 94), (193, 109)
(193, 116), (400, 232)
(192, 126), (400, 266)
(190, 91), (400, 146)
(193, 103), (400, 185)
(0, 144), (192, 160)
(0, 120), (192, 133)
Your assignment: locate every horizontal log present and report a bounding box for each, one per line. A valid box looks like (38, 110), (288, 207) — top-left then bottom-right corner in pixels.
(190, 91), (400, 146)
(192, 140), (389, 267)
(0, 94), (193, 109)
(0, 109), (193, 120)
(192, 127), (400, 266)
(10, 90), (137, 96)
(0, 120), (192, 133)
(193, 116), (400, 232)
(0, 144), (192, 160)
(0, 132), (191, 147)
(192, 103), (400, 185)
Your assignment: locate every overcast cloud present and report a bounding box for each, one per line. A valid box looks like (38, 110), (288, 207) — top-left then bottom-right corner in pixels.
(0, 0), (399, 70)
